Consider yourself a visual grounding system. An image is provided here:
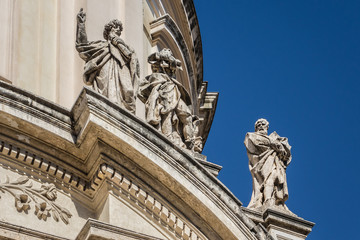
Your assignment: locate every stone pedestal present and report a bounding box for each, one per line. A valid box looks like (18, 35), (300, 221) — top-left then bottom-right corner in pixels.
(193, 152), (223, 177)
(243, 208), (315, 240)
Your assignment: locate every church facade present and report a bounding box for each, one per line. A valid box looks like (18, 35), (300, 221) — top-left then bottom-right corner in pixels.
(0, 1), (313, 239)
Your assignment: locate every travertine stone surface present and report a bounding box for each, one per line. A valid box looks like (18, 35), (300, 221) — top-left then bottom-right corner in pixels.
(0, 1), (218, 150)
(0, 166), (93, 239)
(0, 81), (271, 239)
(76, 219), (165, 240)
(243, 208), (315, 240)
(75, 8), (140, 114)
(244, 119), (292, 212)
(0, 175), (72, 224)
(138, 49), (203, 152)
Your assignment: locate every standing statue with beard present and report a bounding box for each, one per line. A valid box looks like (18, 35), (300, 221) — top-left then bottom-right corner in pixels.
(75, 8), (139, 114)
(244, 118), (292, 212)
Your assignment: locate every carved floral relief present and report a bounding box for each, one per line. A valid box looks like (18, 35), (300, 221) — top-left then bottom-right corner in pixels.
(75, 8), (140, 114)
(0, 176), (72, 224)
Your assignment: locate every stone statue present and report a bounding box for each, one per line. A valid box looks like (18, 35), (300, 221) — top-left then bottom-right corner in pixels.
(75, 8), (140, 114)
(244, 118), (292, 212)
(138, 49), (203, 152)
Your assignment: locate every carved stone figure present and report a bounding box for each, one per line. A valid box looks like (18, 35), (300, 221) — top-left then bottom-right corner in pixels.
(138, 49), (202, 152)
(75, 8), (140, 114)
(244, 118), (292, 211)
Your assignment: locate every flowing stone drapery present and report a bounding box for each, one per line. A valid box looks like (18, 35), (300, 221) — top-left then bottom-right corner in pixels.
(138, 49), (202, 152)
(75, 9), (139, 114)
(244, 118), (292, 212)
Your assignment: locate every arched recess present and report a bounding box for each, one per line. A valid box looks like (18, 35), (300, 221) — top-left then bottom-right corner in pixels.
(150, 14), (196, 112)
(159, 0), (204, 95)
(146, 0), (165, 18)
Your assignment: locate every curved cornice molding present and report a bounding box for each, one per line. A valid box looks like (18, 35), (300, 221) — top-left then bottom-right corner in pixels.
(150, 14), (195, 110)
(182, 0), (203, 91)
(149, 15), (218, 146)
(0, 220), (68, 240)
(0, 81), (272, 240)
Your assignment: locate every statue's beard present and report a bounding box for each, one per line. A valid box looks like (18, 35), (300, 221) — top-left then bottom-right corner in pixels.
(257, 129), (268, 135)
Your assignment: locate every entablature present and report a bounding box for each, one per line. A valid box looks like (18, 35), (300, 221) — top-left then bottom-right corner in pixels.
(0, 81), (270, 240)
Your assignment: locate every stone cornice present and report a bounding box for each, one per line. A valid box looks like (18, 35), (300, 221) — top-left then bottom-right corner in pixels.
(182, 0), (203, 88)
(242, 207), (315, 237)
(76, 218), (164, 240)
(149, 17), (218, 146)
(197, 82), (219, 146)
(150, 14), (195, 109)
(0, 142), (207, 239)
(263, 209), (315, 236)
(0, 81), (271, 240)
(0, 220), (68, 240)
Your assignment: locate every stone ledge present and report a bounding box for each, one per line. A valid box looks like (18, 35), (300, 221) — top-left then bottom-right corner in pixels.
(263, 209), (315, 236)
(76, 218), (164, 240)
(242, 207), (315, 239)
(0, 82), (270, 240)
(196, 159), (222, 177)
(0, 76), (12, 84)
(0, 220), (68, 240)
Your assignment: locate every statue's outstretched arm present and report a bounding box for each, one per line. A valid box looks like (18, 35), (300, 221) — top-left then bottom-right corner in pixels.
(76, 8), (88, 44)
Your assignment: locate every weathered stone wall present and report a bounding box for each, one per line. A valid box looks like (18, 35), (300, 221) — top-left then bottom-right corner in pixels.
(0, 81), (268, 239)
(0, 0), (217, 147)
(0, 0), (206, 114)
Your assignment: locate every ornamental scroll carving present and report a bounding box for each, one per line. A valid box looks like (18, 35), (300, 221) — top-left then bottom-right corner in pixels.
(138, 49), (203, 152)
(0, 176), (72, 224)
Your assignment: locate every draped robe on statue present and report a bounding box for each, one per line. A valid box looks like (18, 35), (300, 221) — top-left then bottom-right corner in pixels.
(244, 131), (291, 210)
(76, 39), (139, 113)
(138, 72), (193, 148)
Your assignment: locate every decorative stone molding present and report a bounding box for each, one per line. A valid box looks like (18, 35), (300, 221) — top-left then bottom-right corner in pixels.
(197, 82), (218, 146)
(93, 163), (207, 240)
(182, 0), (203, 89)
(159, 0), (203, 91)
(76, 218), (164, 240)
(191, 152), (222, 177)
(0, 138), (204, 239)
(0, 140), (89, 195)
(0, 82), (273, 239)
(0, 220), (68, 240)
(150, 14), (194, 108)
(0, 175), (72, 224)
(243, 207), (315, 240)
(0, 146), (205, 239)
(0, 75), (11, 84)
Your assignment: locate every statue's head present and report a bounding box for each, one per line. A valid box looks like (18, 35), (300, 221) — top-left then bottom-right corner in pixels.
(103, 19), (123, 40)
(255, 118), (269, 134)
(148, 48), (182, 78)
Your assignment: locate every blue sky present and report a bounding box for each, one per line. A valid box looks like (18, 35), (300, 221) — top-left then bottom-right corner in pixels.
(196, 1), (360, 239)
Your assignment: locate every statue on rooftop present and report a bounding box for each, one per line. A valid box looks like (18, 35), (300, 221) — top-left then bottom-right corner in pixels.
(75, 8), (139, 114)
(138, 49), (203, 152)
(244, 118), (292, 212)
